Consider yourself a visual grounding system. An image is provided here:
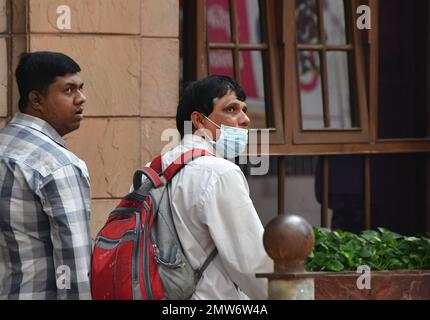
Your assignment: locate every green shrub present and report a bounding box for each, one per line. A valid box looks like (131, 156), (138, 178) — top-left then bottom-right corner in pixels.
(305, 227), (430, 272)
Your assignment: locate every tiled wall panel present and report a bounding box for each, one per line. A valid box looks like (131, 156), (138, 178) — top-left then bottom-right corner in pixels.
(64, 118), (141, 198)
(141, 118), (178, 165)
(30, 35), (141, 116)
(29, 0), (140, 34)
(0, 0), (7, 33)
(141, 38), (179, 117)
(141, 0), (178, 37)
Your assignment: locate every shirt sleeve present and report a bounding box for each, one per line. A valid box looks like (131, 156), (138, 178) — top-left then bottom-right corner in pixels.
(39, 164), (92, 300)
(199, 168), (273, 300)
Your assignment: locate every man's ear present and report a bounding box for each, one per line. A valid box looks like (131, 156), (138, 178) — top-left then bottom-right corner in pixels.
(28, 91), (43, 111)
(191, 111), (205, 130)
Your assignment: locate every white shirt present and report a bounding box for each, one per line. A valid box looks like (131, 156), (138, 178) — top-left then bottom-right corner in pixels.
(159, 134), (272, 300)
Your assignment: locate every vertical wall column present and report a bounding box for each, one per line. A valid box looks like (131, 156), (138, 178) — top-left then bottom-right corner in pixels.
(140, 0), (179, 166)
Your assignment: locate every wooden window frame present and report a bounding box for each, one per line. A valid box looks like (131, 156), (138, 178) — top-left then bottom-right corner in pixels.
(187, 0), (285, 144)
(183, 0), (430, 156)
(290, 0), (370, 144)
(269, 0), (430, 155)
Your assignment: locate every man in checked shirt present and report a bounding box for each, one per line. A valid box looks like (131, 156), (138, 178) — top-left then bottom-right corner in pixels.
(0, 51), (92, 299)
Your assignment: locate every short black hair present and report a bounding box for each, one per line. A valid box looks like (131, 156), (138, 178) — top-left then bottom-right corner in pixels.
(176, 75), (246, 138)
(15, 51), (81, 112)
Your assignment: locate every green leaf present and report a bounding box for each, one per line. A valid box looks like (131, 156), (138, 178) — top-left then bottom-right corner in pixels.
(305, 227), (430, 272)
(361, 230), (382, 243)
(404, 237), (420, 242)
(378, 227), (402, 241)
(326, 260), (344, 272)
(358, 247), (373, 258)
(387, 258), (403, 270)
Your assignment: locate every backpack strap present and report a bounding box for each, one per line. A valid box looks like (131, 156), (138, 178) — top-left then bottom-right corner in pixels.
(133, 167), (163, 190)
(131, 154), (164, 197)
(130, 149), (212, 199)
(194, 248), (218, 284)
(162, 149), (212, 184)
(149, 154), (163, 174)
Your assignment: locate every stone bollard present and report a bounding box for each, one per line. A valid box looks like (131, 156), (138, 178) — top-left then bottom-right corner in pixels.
(257, 214), (315, 300)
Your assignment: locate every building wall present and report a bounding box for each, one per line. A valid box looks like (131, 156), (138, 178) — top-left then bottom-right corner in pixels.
(0, 0), (9, 127)
(1, 0), (180, 239)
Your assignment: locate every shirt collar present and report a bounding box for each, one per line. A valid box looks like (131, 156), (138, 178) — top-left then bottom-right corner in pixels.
(9, 113), (67, 148)
(181, 133), (216, 154)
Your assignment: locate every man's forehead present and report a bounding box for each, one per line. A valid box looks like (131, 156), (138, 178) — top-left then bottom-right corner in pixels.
(54, 73), (83, 85)
(213, 90), (241, 105)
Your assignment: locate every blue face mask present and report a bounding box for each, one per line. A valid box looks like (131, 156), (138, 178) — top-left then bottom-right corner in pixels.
(202, 115), (248, 159)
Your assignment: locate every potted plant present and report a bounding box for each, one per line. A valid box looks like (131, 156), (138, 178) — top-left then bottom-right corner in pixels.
(305, 228), (430, 300)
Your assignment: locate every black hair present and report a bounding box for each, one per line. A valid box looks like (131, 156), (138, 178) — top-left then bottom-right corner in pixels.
(15, 51), (81, 112)
(176, 75), (246, 138)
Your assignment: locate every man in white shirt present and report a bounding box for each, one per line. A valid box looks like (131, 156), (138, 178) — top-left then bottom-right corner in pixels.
(161, 75), (272, 299)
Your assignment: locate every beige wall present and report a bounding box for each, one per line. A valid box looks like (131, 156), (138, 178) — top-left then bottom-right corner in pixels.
(3, 0), (180, 238)
(0, 0), (7, 34)
(0, 37), (7, 119)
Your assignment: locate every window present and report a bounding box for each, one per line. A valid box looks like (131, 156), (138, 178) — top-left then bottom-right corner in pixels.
(290, 0), (369, 143)
(182, 0), (285, 143)
(182, 0), (373, 146)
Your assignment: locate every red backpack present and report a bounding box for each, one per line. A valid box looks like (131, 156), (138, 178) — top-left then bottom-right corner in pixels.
(91, 149), (217, 300)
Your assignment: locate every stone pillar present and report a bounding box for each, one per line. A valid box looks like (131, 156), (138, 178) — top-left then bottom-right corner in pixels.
(257, 214), (315, 300)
